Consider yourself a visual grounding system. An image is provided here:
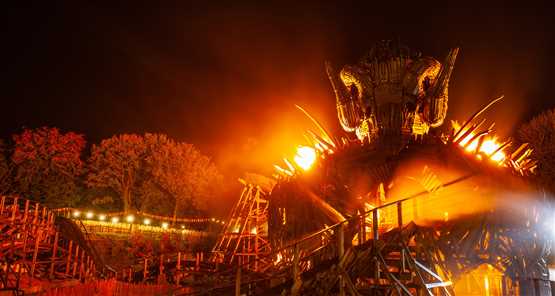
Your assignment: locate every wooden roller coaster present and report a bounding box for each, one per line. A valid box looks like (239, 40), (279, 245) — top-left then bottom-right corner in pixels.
(0, 195), (99, 295)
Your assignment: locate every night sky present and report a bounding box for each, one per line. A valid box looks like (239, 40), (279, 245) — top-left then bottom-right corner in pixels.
(2, 2), (554, 178)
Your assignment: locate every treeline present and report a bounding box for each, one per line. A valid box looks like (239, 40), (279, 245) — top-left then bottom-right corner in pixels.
(0, 127), (222, 217)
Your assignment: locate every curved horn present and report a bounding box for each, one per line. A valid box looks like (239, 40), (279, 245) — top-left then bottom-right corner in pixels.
(428, 47), (460, 127)
(325, 61), (363, 133)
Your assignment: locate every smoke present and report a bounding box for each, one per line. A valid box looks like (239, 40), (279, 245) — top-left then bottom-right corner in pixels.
(385, 159), (551, 231)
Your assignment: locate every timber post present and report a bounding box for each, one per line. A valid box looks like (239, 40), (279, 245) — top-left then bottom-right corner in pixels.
(0, 195), (5, 215)
(31, 229), (41, 279)
(235, 260), (241, 296)
(49, 231), (59, 278)
(73, 245), (80, 277)
(66, 240), (73, 275)
(11, 196), (18, 224)
(338, 223), (345, 296)
(143, 258), (148, 282)
(397, 201), (406, 273)
(372, 209), (380, 281)
(176, 252), (181, 284)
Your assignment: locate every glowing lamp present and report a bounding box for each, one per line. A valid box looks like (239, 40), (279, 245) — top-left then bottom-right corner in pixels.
(98, 214), (106, 221)
(162, 222), (169, 229)
(294, 146), (317, 171)
(73, 211), (81, 218)
(86, 211), (93, 219)
(126, 215), (134, 223)
(143, 218), (151, 225)
(111, 217), (119, 224)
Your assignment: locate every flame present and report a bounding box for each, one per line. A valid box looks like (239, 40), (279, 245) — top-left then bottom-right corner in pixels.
(294, 146), (317, 171)
(452, 121), (506, 165)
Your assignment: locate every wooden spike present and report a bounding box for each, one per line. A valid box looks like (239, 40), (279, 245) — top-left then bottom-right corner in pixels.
(510, 143), (529, 160)
(295, 105), (336, 148)
(452, 96), (504, 140)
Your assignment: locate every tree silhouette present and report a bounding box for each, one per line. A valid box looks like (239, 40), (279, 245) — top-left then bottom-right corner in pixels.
(11, 127), (85, 207)
(87, 133), (222, 216)
(144, 133), (222, 218)
(87, 134), (146, 213)
(518, 109), (555, 193)
(0, 140), (12, 195)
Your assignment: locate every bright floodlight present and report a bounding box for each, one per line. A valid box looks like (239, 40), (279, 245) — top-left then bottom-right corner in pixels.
(98, 214), (106, 221)
(143, 218), (151, 225)
(162, 222), (169, 229)
(86, 211), (94, 219)
(126, 215), (134, 223)
(294, 146), (317, 171)
(73, 211), (81, 218)
(111, 217), (119, 223)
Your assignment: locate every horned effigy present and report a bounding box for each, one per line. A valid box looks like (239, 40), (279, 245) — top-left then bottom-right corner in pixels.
(212, 41), (551, 296)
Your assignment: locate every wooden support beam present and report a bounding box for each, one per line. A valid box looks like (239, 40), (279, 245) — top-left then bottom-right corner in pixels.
(158, 254), (164, 284)
(11, 196), (18, 224)
(66, 241), (73, 274)
(41, 207), (47, 224)
(373, 209), (380, 281)
(23, 200), (30, 224)
(176, 252), (181, 284)
(143, 258), (148, 282)
(338, 224), (345, 296)
(0, 195), (5, 215)
(33, 202), (40, 227)
(49, 231), (59, 278)
(72, 245), (80, 277)
(79, 251), (85, 280)
(31, 229), (42, 277)
(235, 262), (241, 296)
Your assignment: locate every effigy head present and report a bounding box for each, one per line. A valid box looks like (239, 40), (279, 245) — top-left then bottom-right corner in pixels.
(327, 40), (459, 143)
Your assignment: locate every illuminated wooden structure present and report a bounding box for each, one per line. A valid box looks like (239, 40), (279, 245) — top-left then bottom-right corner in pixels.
(211, 180), (272, 272)
(0, 195), (98, 294)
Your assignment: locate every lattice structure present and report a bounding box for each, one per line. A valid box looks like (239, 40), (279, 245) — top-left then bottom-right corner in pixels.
(212, 180), (272, 272)
(0, 195), (98, 294)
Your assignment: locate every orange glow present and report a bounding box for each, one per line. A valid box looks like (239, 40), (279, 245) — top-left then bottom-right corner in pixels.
(452, 121), (506, 164)
(274, 253), (283, 265)
(294, 146), (317, 170)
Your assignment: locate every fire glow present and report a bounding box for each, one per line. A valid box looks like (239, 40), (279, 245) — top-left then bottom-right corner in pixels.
(294, 146), (317, 170)
(273, 106), (336, 177)
(452, 121), (506, 164)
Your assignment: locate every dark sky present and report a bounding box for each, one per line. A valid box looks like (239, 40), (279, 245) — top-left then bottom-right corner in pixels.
(2, 1), (554, 178)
